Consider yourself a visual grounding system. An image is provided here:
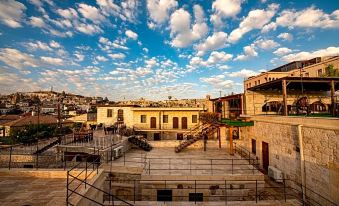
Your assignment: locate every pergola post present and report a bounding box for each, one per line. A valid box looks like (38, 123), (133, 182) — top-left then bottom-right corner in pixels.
(330, 80), (335, 116)
(229, 127), (234, 155)
(218, 127), (221, 149)
(282, 79), (288, 116)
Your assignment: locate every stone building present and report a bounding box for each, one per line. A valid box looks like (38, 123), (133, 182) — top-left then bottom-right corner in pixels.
(96, 105), (205, 140)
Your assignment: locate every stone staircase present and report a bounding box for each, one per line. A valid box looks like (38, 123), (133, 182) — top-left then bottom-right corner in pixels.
(175, 124), (219, 153)
(128, 136), (153, 151)
(33, 138), (61, 155)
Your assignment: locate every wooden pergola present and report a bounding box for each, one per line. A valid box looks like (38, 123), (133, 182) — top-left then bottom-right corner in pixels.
(248, 77), (339, 116)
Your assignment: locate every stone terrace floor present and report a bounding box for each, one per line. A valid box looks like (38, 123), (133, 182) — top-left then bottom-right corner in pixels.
(0, 176), (66, 206)
(108, 142), (260, 175)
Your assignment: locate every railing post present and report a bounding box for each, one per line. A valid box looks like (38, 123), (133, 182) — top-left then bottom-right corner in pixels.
(169, 158), (171, 175)
(134, 179), (136, 204)
(148, 161), (150, 175)
(255, 180), (258, 203)
(225, 180), (227, 205)
(66, 171), (69, 205)
(195, 180), (197, 204)
(210, 159), (213, 175)
(85, 159), (88, 189)
(231, 159), (233, 174)
(190, 159), (192, 175)
(283, 178), (286, 202)
(9, 146), (12, 170)
(124, 153), (125, 166)
(36, 151), (39, 170)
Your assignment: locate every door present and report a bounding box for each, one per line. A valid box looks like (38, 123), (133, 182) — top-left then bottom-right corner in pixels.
(150, 117), (156, 129)
(157, 190), (172, 201)
(177, 133), (183, 140)
(262, 142), (269, 172)
(173, 117), (179, 129)
(181, 117), (187, 129)
(154, 133), (160, 141)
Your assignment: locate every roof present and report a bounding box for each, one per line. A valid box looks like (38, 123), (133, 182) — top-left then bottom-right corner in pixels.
(3, 115), (73, 127)
(248, 77), (339, 92)
(210, 94), (243, 101)
(0, 115), (21, 125)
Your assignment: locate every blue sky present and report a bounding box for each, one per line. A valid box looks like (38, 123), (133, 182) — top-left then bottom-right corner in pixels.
(0, 0), (338, 100)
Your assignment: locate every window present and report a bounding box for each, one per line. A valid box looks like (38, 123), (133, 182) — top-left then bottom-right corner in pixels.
(117, 109), (124, 122)
(141, 115), (146, 123)
(163, 115), (168, 123)
(192, 115), (198, 123)
(304, 72), (309, 77)
(255, 81), (257, 86)
(252, 139), (256, 154)
(318, 69), (322, 77)
(107, 109), (112, 117)
(258, 80), (260, 84)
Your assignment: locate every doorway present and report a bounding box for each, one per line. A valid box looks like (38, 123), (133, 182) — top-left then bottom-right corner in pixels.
(177, 133), (183, 140)
(154, 133), (161, 141)
(150, 117), (156, 129)
(181, 117), (187, 129)
(157, 190), (172, 201)
(173, 117), (179, 129)
(262, 141), (269, 172)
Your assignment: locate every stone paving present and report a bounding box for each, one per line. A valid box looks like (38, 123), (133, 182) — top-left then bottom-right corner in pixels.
(109, 142), (260, 175)
(0, 176), (66, 206)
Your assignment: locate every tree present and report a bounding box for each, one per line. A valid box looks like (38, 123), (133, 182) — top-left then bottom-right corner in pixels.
(322, 64), (339, 77)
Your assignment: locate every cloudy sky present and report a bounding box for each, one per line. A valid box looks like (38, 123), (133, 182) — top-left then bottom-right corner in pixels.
(0, 0), (338, 100)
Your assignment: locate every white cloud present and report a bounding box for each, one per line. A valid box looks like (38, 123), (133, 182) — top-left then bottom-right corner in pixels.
(74, 53), (85, 62)
(261, 22), (277, 33)
(96, 55), (108, 61)
(26, 41), (53, 51)
(273, 47), (292, 56)
(108, 53), (126, 59)
(125, 30), (138, 40)
(147, 0), (178, 26)
(210, 0), (243, 28)
(143, 48), (149, 53)
(254, 39), (279, 50)
(190, 51), (233, 67)
(234, 45), (258, 61)
(0, 48), (38, 69)
(96, 0), (121, 17)
(200, 74), (235, 89)
(194, 32), (228, 56)
(277, 32), (293, 41)
(57, 8), (78, 19)
(276, 7), (339, 29)
(0, 0), (26, 28)
(99, 36), (129, 50)
(41, 56), (64, 65)
(227, 69), (259, 78)
(281, 47), (339, 62)
(169, 5), (208, 48)
(28, 16), (47, 28)
(218, 65), (230, 70)
(228, 3), (279, 43)
(78, 3), (105, 23)
(76, 23), (103, 35)
(49, 40), (61, 48)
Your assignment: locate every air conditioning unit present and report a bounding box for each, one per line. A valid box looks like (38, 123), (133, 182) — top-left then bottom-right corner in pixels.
(268, 166), (283, 182)
(114, 146), (124, 159)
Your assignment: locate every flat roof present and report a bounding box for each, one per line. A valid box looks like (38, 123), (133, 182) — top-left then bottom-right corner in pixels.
(131, 107), (206, 111)
(248, 77), (339, 92)
(210, 94), (242, 101)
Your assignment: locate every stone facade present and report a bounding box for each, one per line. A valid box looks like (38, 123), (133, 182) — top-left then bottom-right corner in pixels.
(237, 115), (339, 204)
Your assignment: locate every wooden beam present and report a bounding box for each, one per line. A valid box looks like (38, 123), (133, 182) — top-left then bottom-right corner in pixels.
(229, 127), (234, 155)
(218, 127), (221, 149)
(330, 80), (335, 117)
(282, 79), (288, 116)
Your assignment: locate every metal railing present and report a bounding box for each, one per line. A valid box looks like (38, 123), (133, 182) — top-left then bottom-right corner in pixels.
(104, 178), (337, 206)
(66, 150), (133, 206)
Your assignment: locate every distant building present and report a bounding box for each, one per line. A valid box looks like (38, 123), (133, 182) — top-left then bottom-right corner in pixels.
(97, 105), (205, 140)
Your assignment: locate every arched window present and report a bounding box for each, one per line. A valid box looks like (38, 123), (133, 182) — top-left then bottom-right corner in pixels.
(310, 101), (326, 112)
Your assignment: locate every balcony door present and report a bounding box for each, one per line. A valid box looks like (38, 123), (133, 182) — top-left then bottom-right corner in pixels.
(181, 117), (187, 129)
(173, 117), (179, 129)
(150, 117), (156, 129)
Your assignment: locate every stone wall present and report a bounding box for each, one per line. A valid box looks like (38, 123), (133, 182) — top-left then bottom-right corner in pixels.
(238, 115), (339, 204)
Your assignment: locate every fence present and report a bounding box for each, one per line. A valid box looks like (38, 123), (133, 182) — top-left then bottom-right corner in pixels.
(66, 150), (133, 206)
(105, 178), (337, 206)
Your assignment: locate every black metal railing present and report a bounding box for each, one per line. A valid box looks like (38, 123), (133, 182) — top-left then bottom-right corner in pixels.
(104, 178), (337, 206)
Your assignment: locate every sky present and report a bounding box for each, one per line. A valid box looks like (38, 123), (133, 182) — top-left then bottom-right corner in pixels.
(0, 0), (339, 101)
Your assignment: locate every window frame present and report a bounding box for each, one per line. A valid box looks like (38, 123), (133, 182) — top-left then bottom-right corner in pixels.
(107, 109), (113, 117)
(140, 115), (147, 123)
(163, 115), (168, 123)
(192, 115), (198, 123)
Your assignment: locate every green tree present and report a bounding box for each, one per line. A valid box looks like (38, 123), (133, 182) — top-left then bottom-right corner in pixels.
(323, 64), (339, 77)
